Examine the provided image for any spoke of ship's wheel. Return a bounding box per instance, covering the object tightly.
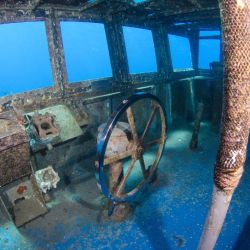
[115,158,136,196]
[143,138,162,149]
[126,107,139,144]
[139,156,147,178]
[141,105,158,141]
[104,149,133,165]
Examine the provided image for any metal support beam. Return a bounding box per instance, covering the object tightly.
[104,22,130,85]
[152,25,172,78]
[152,25,173,123]
[186,0,202,9]
[188,29,199,73]
[28,0,42,11]
[45,13,68,93]
[79,0,106,12]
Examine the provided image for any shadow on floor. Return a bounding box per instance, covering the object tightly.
[133,175,171,250]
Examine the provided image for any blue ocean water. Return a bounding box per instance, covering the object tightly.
[0,22,53,96]
[168,34,193,70]
[0,21,220,97]
[123,26,157,73]
[61,22,112,83]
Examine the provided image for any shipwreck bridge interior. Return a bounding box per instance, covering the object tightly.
[0,1,249,250]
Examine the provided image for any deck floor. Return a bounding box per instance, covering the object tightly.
[0,122,249,250]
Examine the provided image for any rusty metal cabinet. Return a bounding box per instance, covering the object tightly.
[0,110,31,187]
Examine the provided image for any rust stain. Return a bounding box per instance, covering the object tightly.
[16,185,27,195]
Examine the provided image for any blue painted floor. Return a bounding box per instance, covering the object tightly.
[0,122,249,250]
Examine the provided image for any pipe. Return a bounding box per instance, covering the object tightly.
[198,1,250,249]
[190,102,204,150]
[198,185,233,250]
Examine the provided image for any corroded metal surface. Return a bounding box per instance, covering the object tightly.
[214,0,250,194]
[45,14,67,92]
[35,166,60,193]
[0,110,31,187]
[189,102,204,150]
[105,22,130,83]
[97,122,132,220]
[2,175,47,227]
[0,144,31,187]
[32,112,60,140]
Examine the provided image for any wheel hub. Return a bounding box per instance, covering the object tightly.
[133,144,144,160]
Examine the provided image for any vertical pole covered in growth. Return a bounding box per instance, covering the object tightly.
[45,12,68,93]
[152,25,173,124]
[198,0,250,249]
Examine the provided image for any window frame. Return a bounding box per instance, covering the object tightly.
[0,18,162,102]
[0,18,115,100]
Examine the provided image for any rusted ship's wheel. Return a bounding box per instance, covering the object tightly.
[97,92,167,204]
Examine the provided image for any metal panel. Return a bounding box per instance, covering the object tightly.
[0,110,31,187]
[1,175,48,227]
